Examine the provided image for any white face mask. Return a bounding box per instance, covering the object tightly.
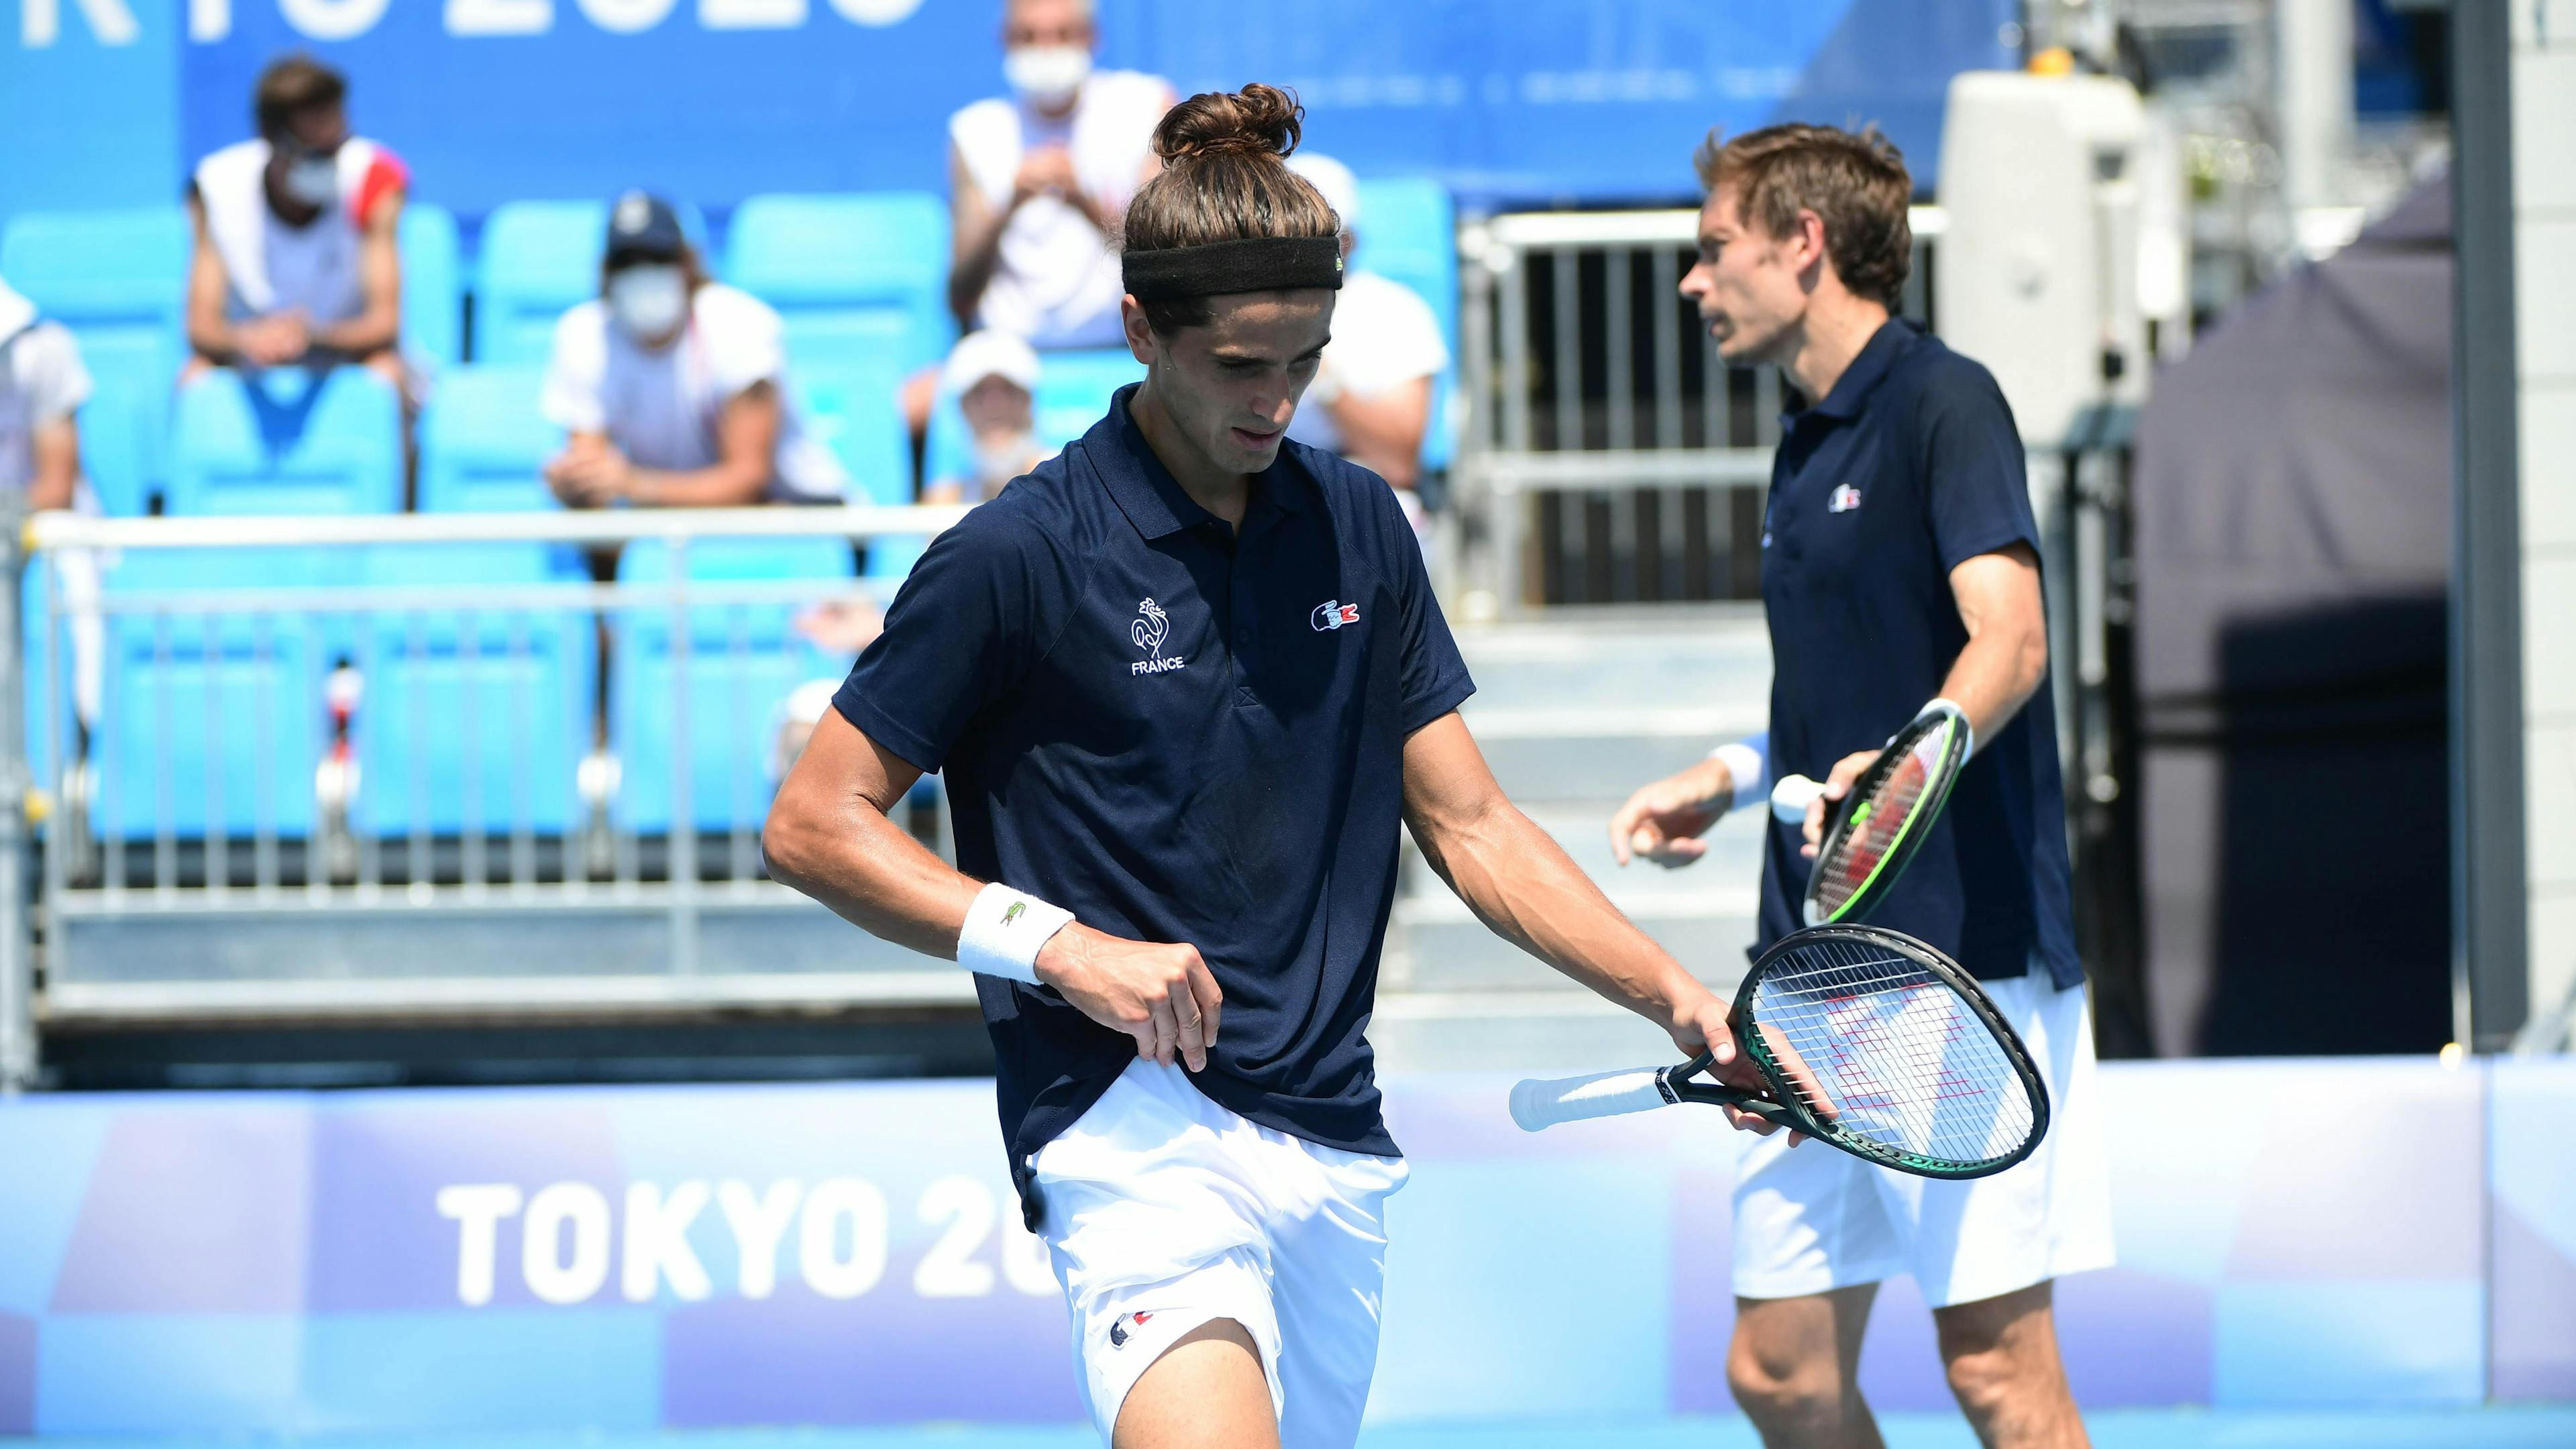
[1004,44,1091,108]
[282,154,340,209]
[608,265,690,343]
[973,431,1038,490]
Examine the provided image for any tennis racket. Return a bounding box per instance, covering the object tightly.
[1509,923,2048,1179]
[1768,701,1972,926]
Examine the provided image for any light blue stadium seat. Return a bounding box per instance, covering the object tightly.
[796,362,920,578]
[166,367,403,515]
[612,537,853,835]
[94,547,346,840]
[1,207,193,515]
[399,202,465,370]
[354,543,594,838]
[1351,178,1460,472]
[472,198,709,366]
[725,193,951,378]
[417,363,561,513]
[1034,347,1144,445]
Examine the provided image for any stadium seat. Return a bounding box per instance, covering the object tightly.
[353,543,594,839]
[611,537,854,836]
[399,201,465,371]
[166,366,403,515]
[472,198,709,366]
[93,546,345,841]
[725,192,952,378]
[0,207,193,515]
[1351,178,1460,472]
[796,362,922,578]
[417,363,561,513]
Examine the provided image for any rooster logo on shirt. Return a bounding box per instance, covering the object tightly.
[1132,598,1170,657]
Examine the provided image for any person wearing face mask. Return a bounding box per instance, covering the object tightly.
[183,54,411,394]
[925,330,1048,506]
[942,0,1175,354]
[539,193,849,510]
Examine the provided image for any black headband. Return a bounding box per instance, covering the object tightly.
[1122,235,1344,302]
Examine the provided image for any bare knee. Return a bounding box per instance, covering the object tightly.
[1727,1328,1854,1437]
[1935,1283,2081,1444]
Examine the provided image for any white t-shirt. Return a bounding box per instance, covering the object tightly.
[192,137,408,325]
[949,70,1171,348]
[0,281,92,502]
[539,283,847,504]
[1287,269,1450,457]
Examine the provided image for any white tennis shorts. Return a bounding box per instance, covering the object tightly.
[1732,965,2116,1308]
[1032,1059,1409,1448]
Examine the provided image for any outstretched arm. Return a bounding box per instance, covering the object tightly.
[764,707,1223,1070]
[1401,712,1772,1120]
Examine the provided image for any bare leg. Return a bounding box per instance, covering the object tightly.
[1933,1281,2088,1448]
[1113,1318,1278,1449]
[1728,1285,1887,1449]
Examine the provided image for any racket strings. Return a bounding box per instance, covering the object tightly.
[1751,938,2034,1168]
[1812,735,1941,914]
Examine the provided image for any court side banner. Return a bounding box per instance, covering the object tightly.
[156,0,2010,221]
[0,1059,2536,1434]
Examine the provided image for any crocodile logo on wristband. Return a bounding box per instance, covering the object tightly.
[1002,900,1026,926]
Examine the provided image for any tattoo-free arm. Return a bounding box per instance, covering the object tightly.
[1937,541,2049,746]
[311,186,405,358]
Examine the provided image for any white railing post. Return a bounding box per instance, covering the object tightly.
[0,499,38,1091]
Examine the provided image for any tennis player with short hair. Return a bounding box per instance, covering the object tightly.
[1609,124,2115,1448]
[766,85,1766,1449]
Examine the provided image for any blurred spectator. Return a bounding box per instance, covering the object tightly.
[0,274,89,514]
[183,54,411,394]
[541,193,848,508]
[939,0,1173,365]
[925,329,1046,505]
[1284,152,1450,535]
[1,272,102,730]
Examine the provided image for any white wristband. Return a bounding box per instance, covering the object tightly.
[1917,697,1974,759]
[957,881,1075,987]
[1709,741,1768,813]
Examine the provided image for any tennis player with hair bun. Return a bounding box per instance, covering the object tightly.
[766,85,1769,1449]
[1609,123,2115,1448]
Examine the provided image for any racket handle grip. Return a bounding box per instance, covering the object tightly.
[1510,1067,1673,1131]
[1771,775,1822,824]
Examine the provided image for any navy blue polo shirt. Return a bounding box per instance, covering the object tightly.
[833,384,1475,1220]
[1756,319,2082,990]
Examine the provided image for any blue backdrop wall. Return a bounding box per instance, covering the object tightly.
[3,0,2012,231]
[0,1059,2569,1434]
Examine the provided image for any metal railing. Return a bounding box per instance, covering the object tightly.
[0,505,974,1081]
[1449,206,1943,615]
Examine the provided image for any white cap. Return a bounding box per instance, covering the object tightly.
[1288,152,1359,231]
[942,329,1041,398]
[0,276,33,341]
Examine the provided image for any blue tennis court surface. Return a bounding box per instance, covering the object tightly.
[35,1411,2576,1449]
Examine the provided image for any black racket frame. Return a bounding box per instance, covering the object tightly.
[1803,708,1972,926]
[1656,923,2052,1179]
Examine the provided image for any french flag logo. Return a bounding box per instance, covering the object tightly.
[1311,600,1361,631]
[1829,484,1863,514]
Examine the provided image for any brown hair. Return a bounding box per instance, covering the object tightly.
[1693,123,1913,310]
[254,54,347,139]
[1122,83,1340,332]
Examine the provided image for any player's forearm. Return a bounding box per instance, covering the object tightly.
[1937,615,2046,747]
[762,788,981,961]
[1410,798,1698,1026]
